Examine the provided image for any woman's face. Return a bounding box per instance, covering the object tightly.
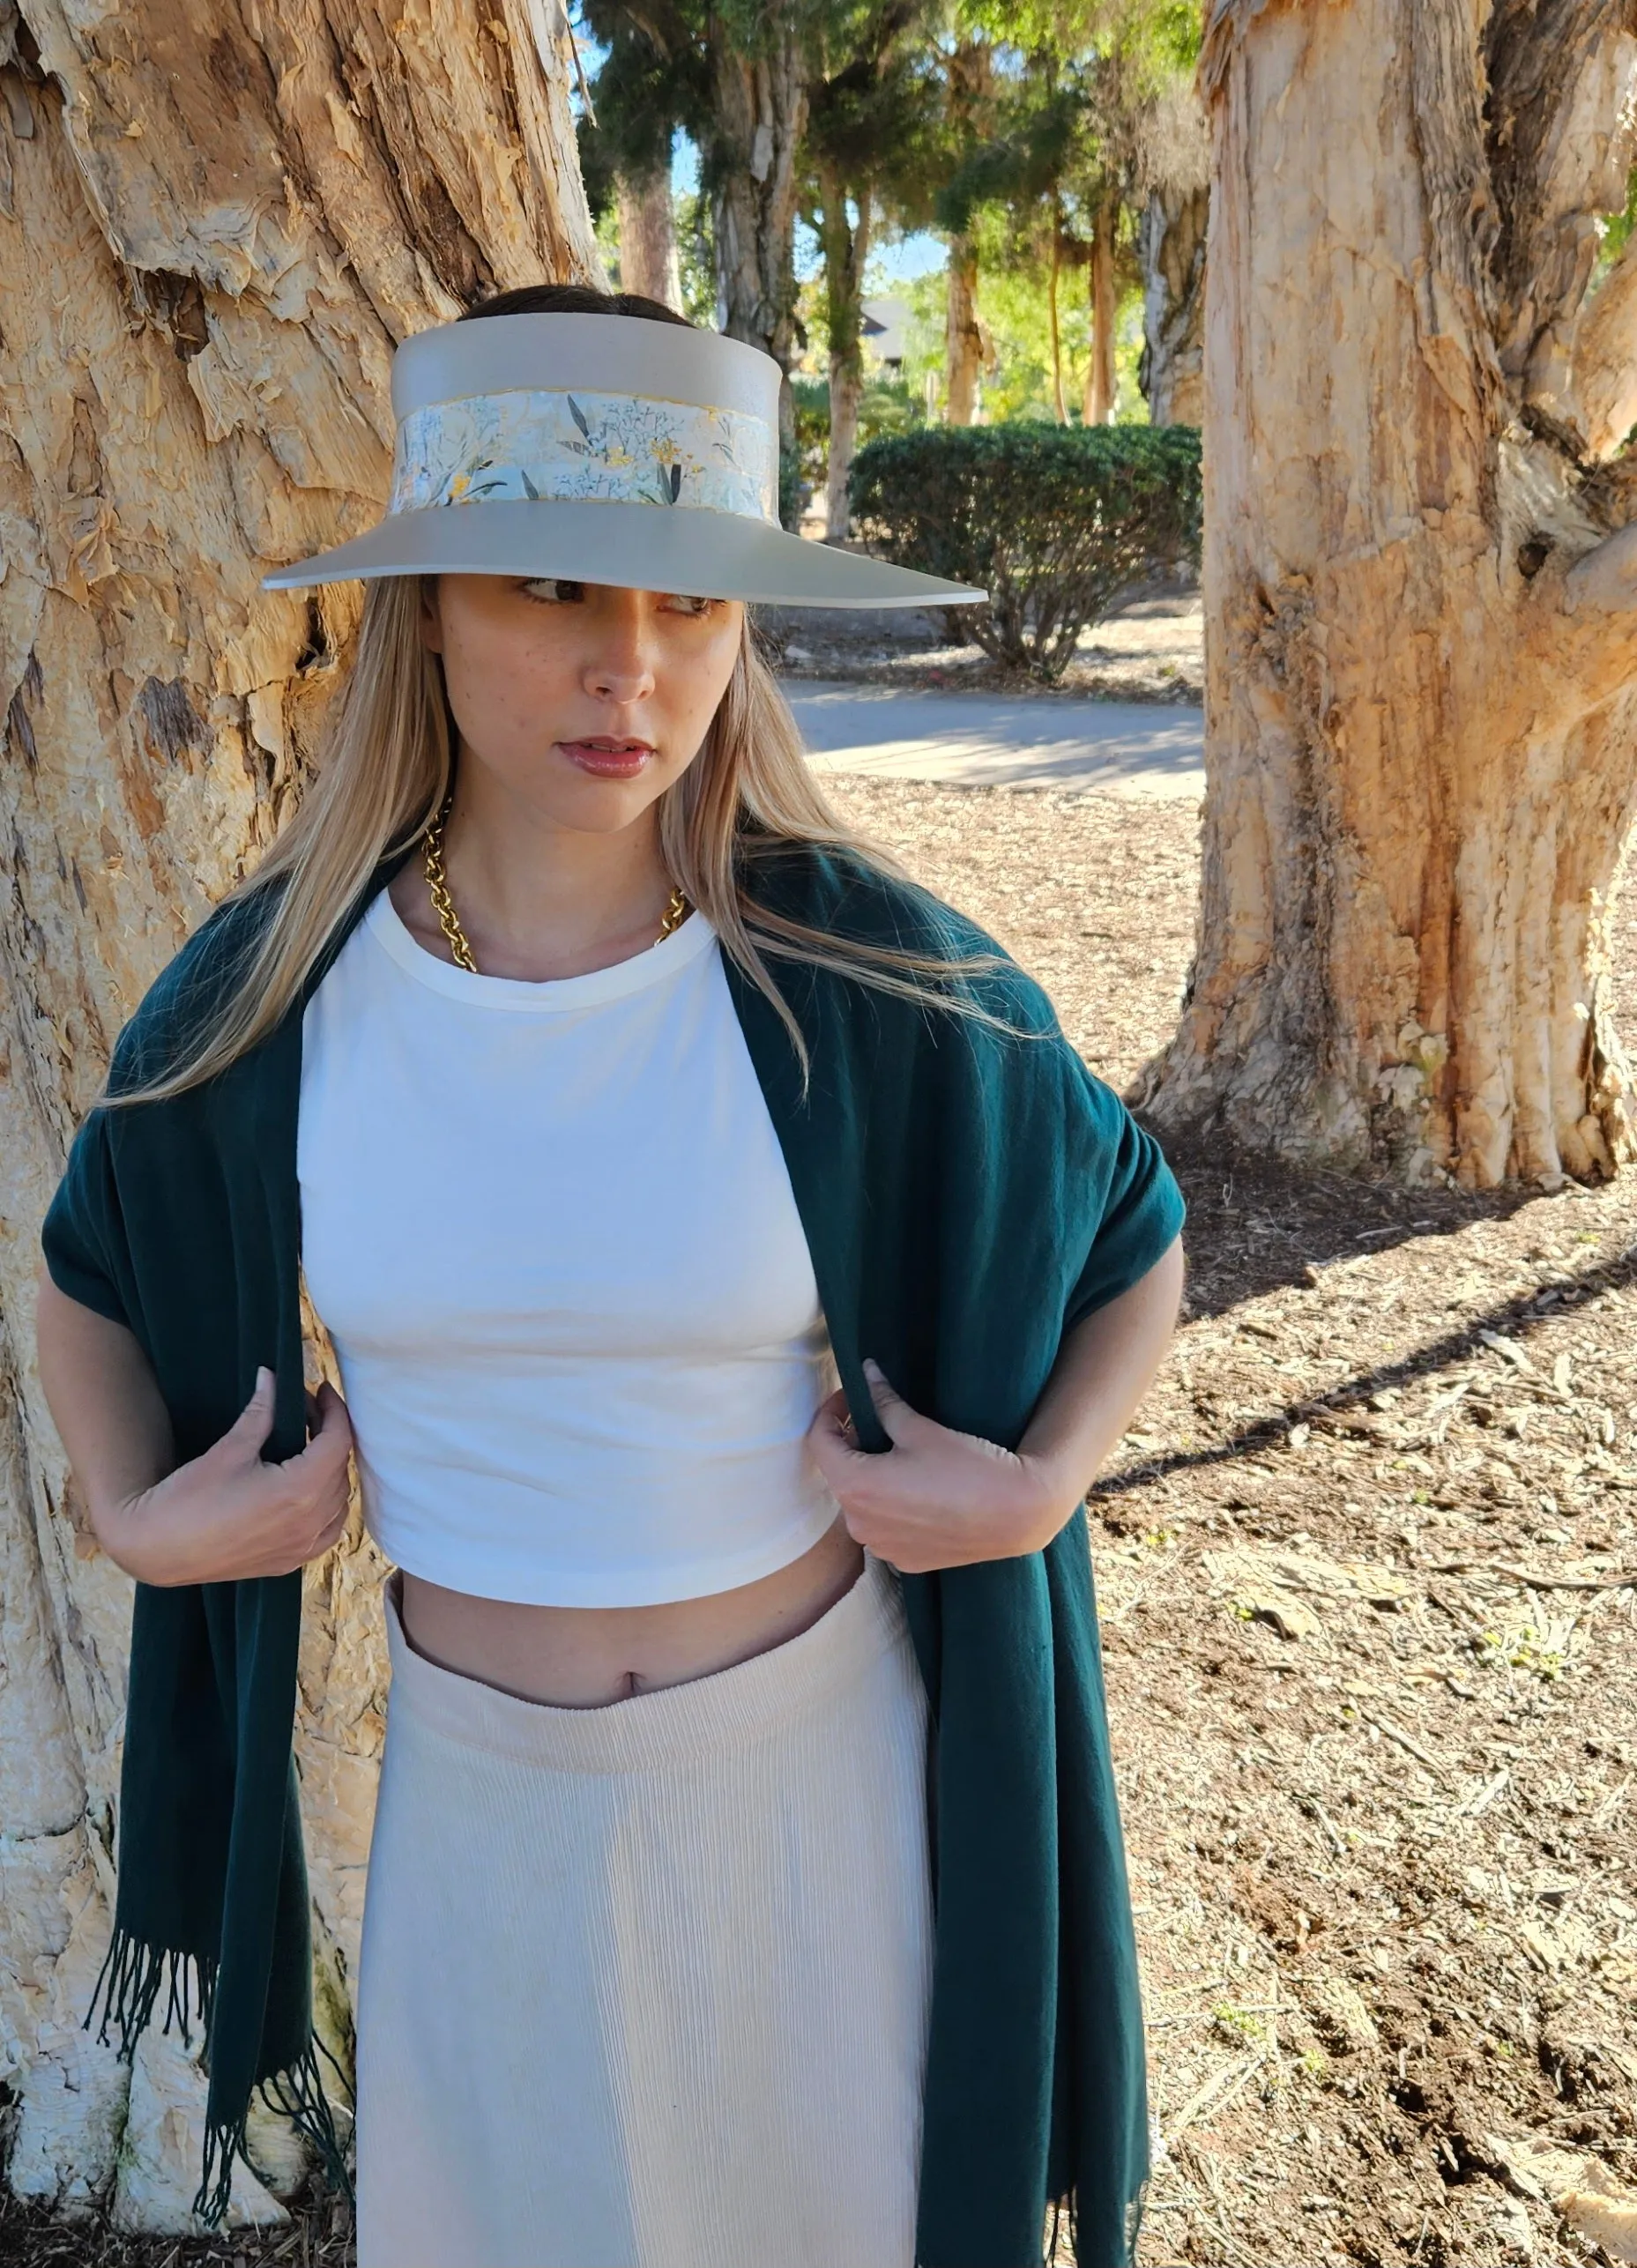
[419,574,744,833]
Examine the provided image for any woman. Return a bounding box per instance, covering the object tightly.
[34,284,1185,2268]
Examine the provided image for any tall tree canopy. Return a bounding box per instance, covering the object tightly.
[800,0,945,532]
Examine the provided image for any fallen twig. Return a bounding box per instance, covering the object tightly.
[1428,1560,1634,1593]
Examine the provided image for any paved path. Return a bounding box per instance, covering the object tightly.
[785,681,1204,799]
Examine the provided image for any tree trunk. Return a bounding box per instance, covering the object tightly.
[1141,0,1637,1191]
[1137,180,1205,425]
[616,164,681,309]
[708,22,809,528]
[1047,206,1067,423]
[0,0,597,2231]
[820,175,869,542]
[1084,195,1118,425]
[945,234,983,424]
[941,36,993,428]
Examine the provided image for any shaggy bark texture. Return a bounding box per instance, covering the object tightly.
[1137,180,1206,427]
[1142,0,1637,1192]
[0,0,597,2230]
[709,21,807,521]
[615,166,681,308]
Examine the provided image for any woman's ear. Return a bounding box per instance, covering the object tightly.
[417,573,443,655]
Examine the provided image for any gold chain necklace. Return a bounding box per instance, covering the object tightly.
[422,796,690,975]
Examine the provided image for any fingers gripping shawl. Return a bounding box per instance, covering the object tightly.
[41,837,1183,2263]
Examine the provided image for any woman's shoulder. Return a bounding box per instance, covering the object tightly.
[740,831,1016,962]
[738,830,1064,1043]
[106,874,287,1097]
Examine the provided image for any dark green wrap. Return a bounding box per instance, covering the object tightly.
[41,834,1183,2265]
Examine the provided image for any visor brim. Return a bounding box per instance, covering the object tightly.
[259,498,986,610]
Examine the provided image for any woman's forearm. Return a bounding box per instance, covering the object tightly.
[1017,1236,1184,1514]
[33,1261,175,1546]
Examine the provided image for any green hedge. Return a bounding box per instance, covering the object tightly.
[847,422,1202,680]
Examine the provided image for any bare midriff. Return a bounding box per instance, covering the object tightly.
[395,1513,867,1707]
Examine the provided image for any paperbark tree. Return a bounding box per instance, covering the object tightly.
[817,172,870,536]
[1128,42,1209,426]
[0,0,597,2231]
[941,34,993,426]
[1083,193,1117,423]
[615,167,681,308]
[944,234,985,422]
[1142,0,1637,1190]
[1135,178,1205,425]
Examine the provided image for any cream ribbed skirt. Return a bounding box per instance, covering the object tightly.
[353,1552,934,2268]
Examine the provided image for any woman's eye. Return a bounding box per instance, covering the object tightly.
[664,592,719,617]
[521,578,584,604]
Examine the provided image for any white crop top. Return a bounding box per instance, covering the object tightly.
[296,886,843,1607]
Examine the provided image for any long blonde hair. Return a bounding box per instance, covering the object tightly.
[101,576,1043,1112]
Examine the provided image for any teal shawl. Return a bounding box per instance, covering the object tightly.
[40,831,1183,2266]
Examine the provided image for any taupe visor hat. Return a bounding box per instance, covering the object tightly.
[261,311,987,609]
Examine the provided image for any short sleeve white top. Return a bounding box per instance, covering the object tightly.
[296,887,843,1607]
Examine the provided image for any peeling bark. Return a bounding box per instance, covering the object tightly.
[708,22,808,524]
[0,0,597,2226]
[1137,180,1205,427]
[1142,0,1637,1190]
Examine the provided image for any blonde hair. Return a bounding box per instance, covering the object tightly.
[99,575,1035,1110]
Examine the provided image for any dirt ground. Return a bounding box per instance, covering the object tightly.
[755,580,1205,705]
[8,770,1637,2268]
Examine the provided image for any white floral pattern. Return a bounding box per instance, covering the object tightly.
[388,389,778,522]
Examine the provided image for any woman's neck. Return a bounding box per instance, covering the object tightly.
[399,758,680,983]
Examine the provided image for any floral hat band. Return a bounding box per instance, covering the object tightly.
[389,387,779,523]
[261,310,987,610]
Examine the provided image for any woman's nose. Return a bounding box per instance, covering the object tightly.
[583,599,655,701]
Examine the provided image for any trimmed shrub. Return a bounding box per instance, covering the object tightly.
[847,422,1202,680]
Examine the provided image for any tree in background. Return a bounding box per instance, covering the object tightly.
[801,1,946,534]
[936,33,1090,425]
[574,20,688,306]
[1143,2,1637,1190]
[0,0,597,2229]
[940,28,998,423]
[578,0,832,526]
[1132,47,1207,423]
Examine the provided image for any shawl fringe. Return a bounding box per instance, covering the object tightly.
[1043,2173,1148,2266]
[82,1923,355,2232]
[83,1923,219,2061]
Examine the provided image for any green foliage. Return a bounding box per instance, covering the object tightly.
[791,368,927,489]
[887,257,1147,425]
[849,420,1201,680]
[1594,162,1637,285]
[673,186,718,329]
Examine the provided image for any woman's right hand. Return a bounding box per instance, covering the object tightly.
[101,1367,355,1587]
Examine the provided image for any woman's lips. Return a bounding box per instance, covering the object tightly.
[559,740,655,777]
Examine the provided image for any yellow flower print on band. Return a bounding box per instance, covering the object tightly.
[388,389,778,522]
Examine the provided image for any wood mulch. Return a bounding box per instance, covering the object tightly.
[8,771,1636,2268]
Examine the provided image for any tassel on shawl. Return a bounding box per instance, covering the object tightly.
[82,1922,355,2231]
[194,2029,355,2229]
[83,1922,220,2061]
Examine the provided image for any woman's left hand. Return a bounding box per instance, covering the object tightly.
[806,1357,1075,1573]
